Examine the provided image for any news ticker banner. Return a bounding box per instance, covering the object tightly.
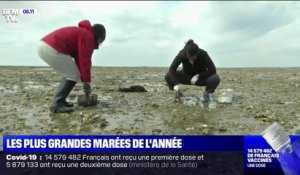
[1,135,299,175]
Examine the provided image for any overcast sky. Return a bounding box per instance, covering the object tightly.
[1,1,300,67]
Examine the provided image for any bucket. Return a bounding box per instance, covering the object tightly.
[78,94,98,107]
[217,89,233,104]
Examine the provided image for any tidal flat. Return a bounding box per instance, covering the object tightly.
[0,66,299,149]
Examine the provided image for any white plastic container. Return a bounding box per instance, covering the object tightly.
[217,89,233,104]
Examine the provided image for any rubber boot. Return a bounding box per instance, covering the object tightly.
[202,91,210,103]
[50,79,76,113]
[61,79,76,108]
[63,101,74,107]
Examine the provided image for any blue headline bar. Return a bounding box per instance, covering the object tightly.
[3,135,244,152]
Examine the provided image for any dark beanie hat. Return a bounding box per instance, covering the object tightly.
[93,24,106,41]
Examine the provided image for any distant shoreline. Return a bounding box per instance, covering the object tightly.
[0,65,299,69]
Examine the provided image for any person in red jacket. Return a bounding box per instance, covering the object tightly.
[165,39,220,103]
[37,20,106,113]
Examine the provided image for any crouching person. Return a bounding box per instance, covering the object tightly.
[37,20,106,113]
[165,39,220,103]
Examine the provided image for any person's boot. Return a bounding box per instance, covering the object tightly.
[50,79,76,113]
[202,91,210,103]
[201,91,217,109]
[63,101,74,107]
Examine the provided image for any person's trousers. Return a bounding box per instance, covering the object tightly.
[37,41,81,82]
[165,70,220,93]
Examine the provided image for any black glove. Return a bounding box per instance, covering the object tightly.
[83,83,92,96]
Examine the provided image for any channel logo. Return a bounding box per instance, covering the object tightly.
[2,8,37,23]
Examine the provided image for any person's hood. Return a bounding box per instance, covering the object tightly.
[78,20,99,49]
[78,20,93,33]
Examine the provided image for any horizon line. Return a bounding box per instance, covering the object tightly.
[0,65,299,69]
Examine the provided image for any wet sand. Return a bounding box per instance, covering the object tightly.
[0,66,300,150]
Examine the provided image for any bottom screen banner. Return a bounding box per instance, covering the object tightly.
[0,151,243,175]
[1,135,300,175]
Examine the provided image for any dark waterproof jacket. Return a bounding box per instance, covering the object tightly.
[42,20,97,83]
[168,48,216,84]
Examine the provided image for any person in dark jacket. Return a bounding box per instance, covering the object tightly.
[37,20,106,113]
[165,39,220,103]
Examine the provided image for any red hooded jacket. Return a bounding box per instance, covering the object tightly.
[42,20,97,83]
